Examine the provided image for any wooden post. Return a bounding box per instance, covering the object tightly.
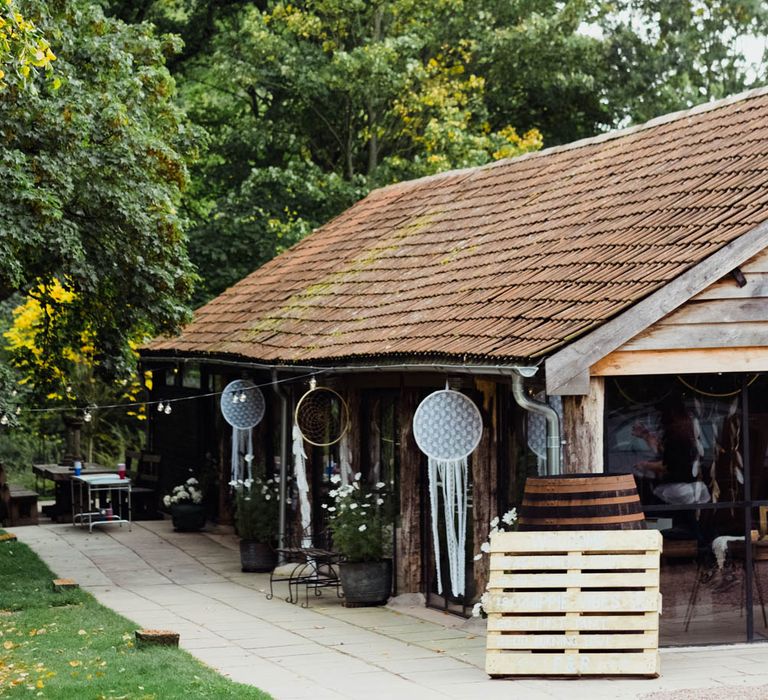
[562,377,604,474]
[398,386,421,593]
[472,380,498,598]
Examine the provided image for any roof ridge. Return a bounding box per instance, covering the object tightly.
[371,85,768,195]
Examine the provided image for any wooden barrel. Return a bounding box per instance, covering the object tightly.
[518,474,645,531]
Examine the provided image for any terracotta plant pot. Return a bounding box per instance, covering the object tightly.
[339,559,392,606]
[170,503,206,532]
[239,540,277,572]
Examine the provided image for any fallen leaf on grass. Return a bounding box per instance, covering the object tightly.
[68,660,81,667]
[78,629,87,636]
[3,641,13,650]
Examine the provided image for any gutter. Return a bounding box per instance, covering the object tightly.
[143,355,539,378]
[510,373,562,476]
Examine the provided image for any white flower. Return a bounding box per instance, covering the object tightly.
[330,474,341,484]
[502,508,517,525]
[375,481,385,489]
[480,541,490,553]
[354,472,361,481]
[349,503,358,510]
[321,503,328,509]
[186,477,199,485]
[473,553,482,561]
[244,453,254,463]
[163,495,171,507]
[365,493,373,499]
[327,506,335,512]
[472,602,482,618]
[244,478,253,488]
[358,524,367,532]
[362,503,371,508]
[286,498,292,505]
[376,498,384,506]
[265,494,271,501]
[228,480,237,487]
[329,489,338,498]
[490,517,499,529]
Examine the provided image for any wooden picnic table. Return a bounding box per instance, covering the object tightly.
[33,463,114,521]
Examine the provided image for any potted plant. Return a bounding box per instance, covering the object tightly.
[324,473,391,605]
[232,477,279,572]
[163,477,206,532]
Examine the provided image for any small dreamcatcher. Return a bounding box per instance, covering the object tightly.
[413,386,483,598]
[220,379,265,484]
[294,378,350,447]
[292,378,350,542]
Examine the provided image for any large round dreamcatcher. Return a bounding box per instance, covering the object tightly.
[294,380,350,447]
[220,379,265,484]
[413,387,483,598]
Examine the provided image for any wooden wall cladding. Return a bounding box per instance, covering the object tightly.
[485,530,662,677]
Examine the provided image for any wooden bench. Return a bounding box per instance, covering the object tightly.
[2,484,39,526]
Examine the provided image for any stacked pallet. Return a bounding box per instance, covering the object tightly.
[485,529,662,677]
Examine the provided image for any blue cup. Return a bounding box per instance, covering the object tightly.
[74,460,82,476]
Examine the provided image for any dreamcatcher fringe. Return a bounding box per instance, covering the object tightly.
[230,428,253,484]
[292,421,312,546]
[428,457,468,597]
[339,432,353,486]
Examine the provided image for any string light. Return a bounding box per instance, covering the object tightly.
[83,408,93,423]
[1,368,329,420]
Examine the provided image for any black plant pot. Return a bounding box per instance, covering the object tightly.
[170,503,207,532]
[239,540,277,572]
[339,559,392,606]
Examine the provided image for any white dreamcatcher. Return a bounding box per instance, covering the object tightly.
[413,387,483,598]
[220,379,265,484]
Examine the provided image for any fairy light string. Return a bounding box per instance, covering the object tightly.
[0,368,331,424]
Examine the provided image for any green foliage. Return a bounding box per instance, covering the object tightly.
[232,476,279,543]
[0,537,271,698]
[0,0,198,381]
[100,0,768,305]
[326,475,389,563]
[0,0,55,91]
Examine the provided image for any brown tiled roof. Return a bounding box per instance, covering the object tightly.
[146,89,768,365]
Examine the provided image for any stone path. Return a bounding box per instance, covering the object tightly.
[8,521,768,700]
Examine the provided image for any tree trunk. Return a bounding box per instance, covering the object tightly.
[562,377,604,474]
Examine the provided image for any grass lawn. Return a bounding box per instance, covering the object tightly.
[0,531,272,699]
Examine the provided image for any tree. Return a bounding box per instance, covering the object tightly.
[103,0,768,303]
[0,0,197,382]
[0,0,55,90]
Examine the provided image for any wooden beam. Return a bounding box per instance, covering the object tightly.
[562,377,604,474]
[622,321,768,351]
[591,347,768,376]
[544,221,768,395]
[472,379,498,598]
[397,386,422,594]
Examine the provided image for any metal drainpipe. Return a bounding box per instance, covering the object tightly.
[511,372,562,475]
[271,369,289,555]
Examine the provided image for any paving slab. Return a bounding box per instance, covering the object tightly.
[8,521,768,700]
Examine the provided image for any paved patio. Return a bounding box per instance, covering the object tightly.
[7,520,768,700]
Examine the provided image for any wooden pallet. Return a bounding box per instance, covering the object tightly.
[485,529,662,677]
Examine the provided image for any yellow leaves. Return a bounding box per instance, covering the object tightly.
[3,640,13,650]
[68,660,81,667]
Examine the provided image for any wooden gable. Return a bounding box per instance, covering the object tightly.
[591,248,768,376]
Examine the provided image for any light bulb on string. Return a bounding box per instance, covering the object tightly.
[157,402,164,412]
[164,403,172,415]
[15,406,21,415]
[0,414,8,426]
[83,408,92,423]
